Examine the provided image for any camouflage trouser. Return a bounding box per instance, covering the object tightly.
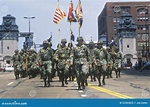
[41,61,52,79]
[74,63,87,89]
[28,63,39,78]
[106,64,113,78]
[89,63,96,74]
[14,64,21,79]
[20,63,26,77]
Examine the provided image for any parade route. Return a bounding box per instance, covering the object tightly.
[0,69,150,99]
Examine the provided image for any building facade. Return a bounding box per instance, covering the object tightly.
[98,2,150,64]
[0,14,19,67]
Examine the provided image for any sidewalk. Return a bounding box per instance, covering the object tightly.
[122,68,150,76]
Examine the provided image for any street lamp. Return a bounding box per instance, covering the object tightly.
[23,16,35,49]
[23,16,35,75]
[24,16,35,35]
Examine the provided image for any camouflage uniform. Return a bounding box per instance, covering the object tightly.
[12,49,21,79]
[39,40,53,87]
[88,41,96,81]
[106,47,113,78]
[19,49,27,78]
[49,42,56,80]
[54,39,70,86]
[94,40,107,86]
[73,36,89,90]
[68,42,75,81]
[28,49,38,79]
[114,48,122,78]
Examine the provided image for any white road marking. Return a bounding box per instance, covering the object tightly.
[81,94,87,97]
[79,90,83,93]
[7,82,14,86]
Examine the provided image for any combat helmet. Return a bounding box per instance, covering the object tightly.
[61,39,67,43]
[106,47,110,50]
[14,49,19,53]
[77,36,83,42]
[43,40,49,44]
[89,41,94,45]
[97,40,103,45]
[21,49,25,53]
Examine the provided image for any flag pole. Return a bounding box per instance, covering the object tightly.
[58,0,61,43]
[79,26,80,37]
[70,22,72,43]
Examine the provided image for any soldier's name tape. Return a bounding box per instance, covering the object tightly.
[89,84,133,99]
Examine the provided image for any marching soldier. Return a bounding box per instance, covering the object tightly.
[88,41,96,81]
[54,39,70,86]
[38,40,53,87]
[106,47,113,78]
[28,49,38,79]
[73,36,89,90]
[49,42,56,80]
[114,47,123,78]
[12,49,21,79]
[94,40,107,86]
[19,49,27,78]
[68,42,75,81]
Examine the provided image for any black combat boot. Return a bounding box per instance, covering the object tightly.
[47,79,51,87]
[61,81,64,87]
[44,78,47,87]
[94,76,96,81]
[81,82,85,90]
[65,79,68,84]
[102,80,105,85]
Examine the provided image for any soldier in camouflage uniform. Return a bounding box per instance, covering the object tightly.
[54,39,70,86]
[106,47,113,78]
[12,49,21,79]
[38,40,53,87]
[88,41,96,82]
[73,36,89,90]
[49,42,56,81]
[68,42,75,81]
[94,40,107,86]
[19,49,27,78]
[28,49,38,79]
[114,47,122,78]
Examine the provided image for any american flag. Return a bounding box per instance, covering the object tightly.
[53,8,66,24]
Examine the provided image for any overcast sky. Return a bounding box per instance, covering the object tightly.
[0,0,149,50]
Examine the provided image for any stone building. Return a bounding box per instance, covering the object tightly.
[0,14,19,67]
[98,2,150,65]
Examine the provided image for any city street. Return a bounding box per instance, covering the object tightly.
[0,69,150,99]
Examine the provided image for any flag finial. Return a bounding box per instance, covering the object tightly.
[91,36,92,41]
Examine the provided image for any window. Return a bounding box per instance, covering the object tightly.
[137,8,148,14]
[137,33,141,38]
[113,25,117,30]
[7,46,9,50]
[137,25,148,30]
[121,7,130,13]
[117,17,120,22]
[137,16,149,21]
[6,60,10,64]
[113,17,116,22]
[127,45,129,48]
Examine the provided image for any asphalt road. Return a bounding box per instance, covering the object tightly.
[0,69,150,99]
